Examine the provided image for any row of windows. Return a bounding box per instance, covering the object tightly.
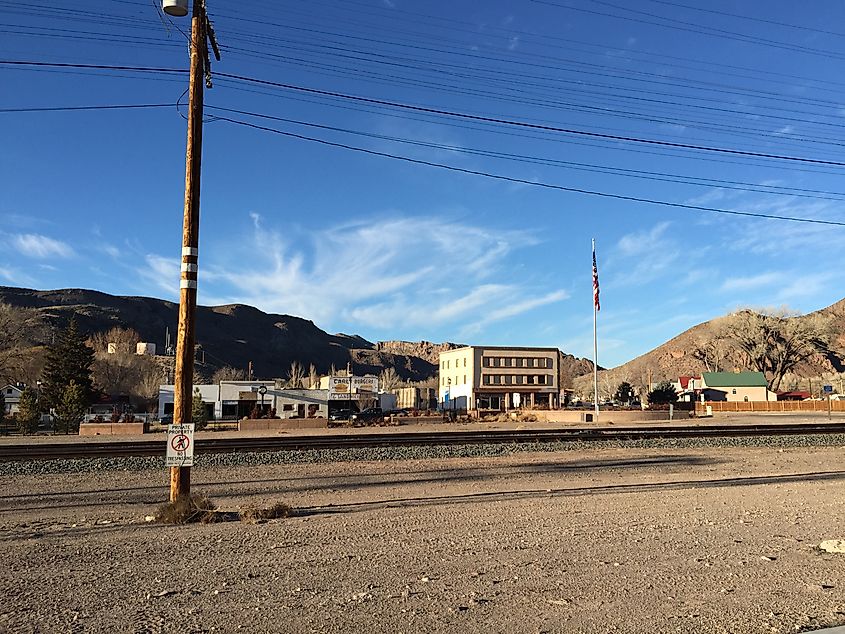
[441,375,467,386]
[442,358,468,370]
[483,374,551,386]
[484,357,553,369]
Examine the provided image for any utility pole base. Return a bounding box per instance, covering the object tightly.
[170,466,191,502]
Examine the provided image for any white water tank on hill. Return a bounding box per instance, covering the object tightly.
[136,342,156,356]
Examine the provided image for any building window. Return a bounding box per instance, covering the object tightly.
[463,358,467,367]
[546,358,554,368]
[504,375,511,385]
[488,357,497,367]
[732,389,737,394]
[483,375,491,385]
[282,404,294,411]
[463,375,466,384]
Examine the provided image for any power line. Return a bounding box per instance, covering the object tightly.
[5,60,843,167]
[0,103,172,113]
[533,0,845,61]
[211,113,845,227]
[205,104,845,202]
[215,70,845,167]
[642,0,845,37]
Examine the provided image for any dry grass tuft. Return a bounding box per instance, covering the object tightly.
[239,502,293,523]
[155,493,220,525]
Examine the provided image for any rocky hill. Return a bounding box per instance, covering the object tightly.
[0,286,599,385]
[587,298,845,393]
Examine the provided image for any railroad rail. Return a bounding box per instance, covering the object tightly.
[2,422,845,461]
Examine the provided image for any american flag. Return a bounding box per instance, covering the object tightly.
[592,241,600,312]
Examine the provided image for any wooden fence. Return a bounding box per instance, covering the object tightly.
[695,400,845,413]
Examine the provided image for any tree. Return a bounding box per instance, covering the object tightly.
[0,304,44,386]
[307,363,318,389]
[211,366,247,384]
[54,381,87,435]
[191,387,208,431]
[614,381,635,405]
[16,386,40,435]
[42,318,95,410]
[89,327,159,408]
[379,367,400,392]
[286,361,305,388]
[647,381,678,405]
[721,308,831,392]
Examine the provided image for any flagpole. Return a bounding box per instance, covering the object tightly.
[592,238,599,423]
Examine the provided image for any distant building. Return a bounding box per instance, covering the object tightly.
[395,386,437,411]
[438,346,560,411]
[136,342,156,356]
[777,391,811,401]
[1,384,23,415]
[700,371,776,402]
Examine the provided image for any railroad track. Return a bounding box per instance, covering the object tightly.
[3,422,845,461]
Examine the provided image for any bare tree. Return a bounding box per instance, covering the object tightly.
[88,327,159,407]
[286,360,305,388]
[308,363,318,389]
[721,308,832,392]
[211,366,247,384]
[0,304,44,385]
[379,367,400,392]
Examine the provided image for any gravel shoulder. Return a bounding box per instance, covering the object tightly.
[1,444,844,633]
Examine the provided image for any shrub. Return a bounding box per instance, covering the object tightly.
[239,502,292,523]
[155,493,220,524]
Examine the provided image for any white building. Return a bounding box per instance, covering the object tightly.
[438,346,560,411]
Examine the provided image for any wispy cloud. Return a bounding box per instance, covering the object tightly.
[166,213,562,335]
[507,35,520,51]
[11,233,74,259]
[137,254,180,296]
[720,271,786,292]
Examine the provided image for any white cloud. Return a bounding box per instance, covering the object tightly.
[188,214,561,335]
[720,271,785,292]
[616,222,671,257]
[11,233,74,259]
[507,35,520,51]
[138,254,180,296]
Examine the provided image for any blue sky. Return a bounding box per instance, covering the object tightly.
[2,0,845,368]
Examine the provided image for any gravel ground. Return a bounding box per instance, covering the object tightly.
[1,442,845,633]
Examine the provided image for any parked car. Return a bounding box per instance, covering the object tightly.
[385,408,411,417]
[350,407,384,423]
[329,409,354,421]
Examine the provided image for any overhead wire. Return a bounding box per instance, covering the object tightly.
[209,112,845,227]
[4,60,844,167]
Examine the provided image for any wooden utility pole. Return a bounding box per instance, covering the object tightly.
[170,0,207,503]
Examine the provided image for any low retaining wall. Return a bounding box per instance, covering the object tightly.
[534,410,671,424]
[79,422,147,436]
[238,418,328,432]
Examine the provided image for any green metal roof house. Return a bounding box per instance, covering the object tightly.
[700,371,775,402]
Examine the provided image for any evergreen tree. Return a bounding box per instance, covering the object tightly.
[16,386,40,435]
[191,388,208,431]
[54,381,87,435]
[42,318,95,410]
[647,381,679,405]
[614,381,635,406]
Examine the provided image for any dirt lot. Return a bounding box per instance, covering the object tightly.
[1,445,844,633]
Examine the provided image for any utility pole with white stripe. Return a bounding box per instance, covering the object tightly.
[163,0,219,502]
